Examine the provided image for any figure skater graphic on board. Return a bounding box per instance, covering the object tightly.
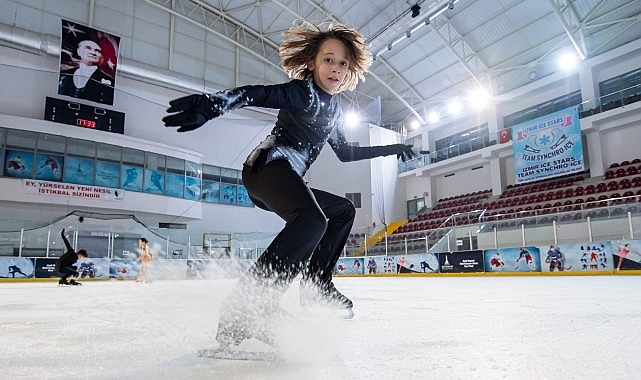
[8,265,28,278]
[615,242,641,270]
[37,155,60,176]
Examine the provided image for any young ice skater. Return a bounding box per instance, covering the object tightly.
[56,229,88,286]
[135,237,152,283]
[163,21,415,349]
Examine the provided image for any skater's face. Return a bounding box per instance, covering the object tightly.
[307,38,349,94]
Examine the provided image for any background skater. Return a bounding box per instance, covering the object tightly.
[163,21,415,351]
[56,229,88,286]
[135,237,152,283]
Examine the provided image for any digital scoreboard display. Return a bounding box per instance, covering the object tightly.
[44,96,125,134]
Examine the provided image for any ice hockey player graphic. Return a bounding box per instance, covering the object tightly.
[545,245,571,272]
[367,257,377,274]
[514,247,535,271]
[163,21,415,357]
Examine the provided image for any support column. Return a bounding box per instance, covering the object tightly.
[585,130,604,177]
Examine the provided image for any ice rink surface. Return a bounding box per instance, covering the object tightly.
[2,275,641,380]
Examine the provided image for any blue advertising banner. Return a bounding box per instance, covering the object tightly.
[512,106,584,184]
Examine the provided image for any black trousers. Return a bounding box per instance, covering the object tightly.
[58,265,77,282]
[241,157,355,289]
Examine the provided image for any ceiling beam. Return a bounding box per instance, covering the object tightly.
[428,16,489,90]
[546,0,586,59]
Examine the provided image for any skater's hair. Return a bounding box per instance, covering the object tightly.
[77,249,88,257]
[279,21,372,92]
[139,237,148,244]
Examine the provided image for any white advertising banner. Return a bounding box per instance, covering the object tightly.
[23,179,124,200]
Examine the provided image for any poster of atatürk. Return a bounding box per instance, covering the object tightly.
[58,20,120,106]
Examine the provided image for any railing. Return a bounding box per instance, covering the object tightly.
[398,83,641,173]
[353,196,641,257]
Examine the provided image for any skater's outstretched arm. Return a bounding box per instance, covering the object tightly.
[60,229,73,252]
[328,125,416,162]
[162,81,308,132]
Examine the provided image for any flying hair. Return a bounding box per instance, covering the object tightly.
[279,21,372,92]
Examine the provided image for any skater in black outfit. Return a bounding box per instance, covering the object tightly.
[56,229,88,286]
[164,21,415,348]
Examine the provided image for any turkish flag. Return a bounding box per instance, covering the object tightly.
[499,128,511,144]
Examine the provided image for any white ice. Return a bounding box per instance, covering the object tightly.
[1,275,641,380]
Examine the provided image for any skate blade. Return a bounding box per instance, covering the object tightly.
[198,348,280,362]
[344,308,355,320]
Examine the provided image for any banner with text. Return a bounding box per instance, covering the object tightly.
[23,179,124,200]
[512,106,584,184]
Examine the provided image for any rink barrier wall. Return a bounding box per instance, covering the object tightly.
[1,239,640,282]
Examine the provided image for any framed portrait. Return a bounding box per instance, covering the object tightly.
[58,20,120,106]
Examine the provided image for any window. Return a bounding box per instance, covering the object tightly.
[6,129,36,150]
[503,91,581,129]
[407,198,425,219]
[36,133,66,154]
[67,139,96,158]
[345,192,361,208]
[0,127,250,207]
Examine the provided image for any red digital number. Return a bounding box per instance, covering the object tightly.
[77,119,96,128]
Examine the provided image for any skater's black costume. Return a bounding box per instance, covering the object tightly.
[55,230,86,286]
[164,79,414,347]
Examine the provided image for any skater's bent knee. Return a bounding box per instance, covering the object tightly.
[299,211,328,237]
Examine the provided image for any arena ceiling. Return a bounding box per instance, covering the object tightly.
[2,0,641,130]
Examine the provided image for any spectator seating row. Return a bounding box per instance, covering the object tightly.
[367,159,640,251]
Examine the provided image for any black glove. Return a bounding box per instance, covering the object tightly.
[393,144,416,162]
[162,94,224,132]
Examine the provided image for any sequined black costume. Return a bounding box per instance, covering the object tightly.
[221,80,405,285]
[163,78,414,346]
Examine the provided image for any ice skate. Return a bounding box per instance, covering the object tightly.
[69,279,82,286]
[214,295,292,349]
[58,279,69,286]
[205,299,288,361]
[300,277,354,319]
